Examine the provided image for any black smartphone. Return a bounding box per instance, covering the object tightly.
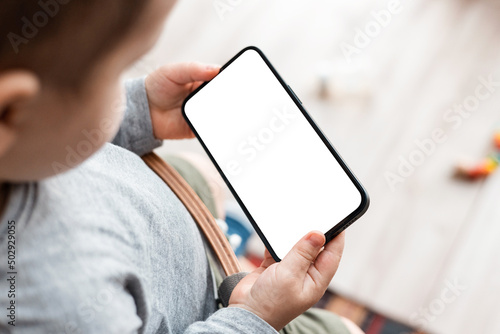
[182,46,369,261]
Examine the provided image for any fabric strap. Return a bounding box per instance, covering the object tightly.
[142,152,241,276]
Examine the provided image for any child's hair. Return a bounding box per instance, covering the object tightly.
[0,0,149,87]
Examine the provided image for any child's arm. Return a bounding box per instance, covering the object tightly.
[110,78,162,156]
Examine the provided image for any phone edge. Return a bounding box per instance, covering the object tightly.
[181,46,370,262]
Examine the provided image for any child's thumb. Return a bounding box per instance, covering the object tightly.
[281,231,325,274]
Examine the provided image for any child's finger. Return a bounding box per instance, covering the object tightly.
[165,62,220,85]
[259,249,276,269]
[308,232,345,287]
[280,231,325,275]
[189,81,204,93]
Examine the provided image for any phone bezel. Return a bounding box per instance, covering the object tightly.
[182,46,370,261]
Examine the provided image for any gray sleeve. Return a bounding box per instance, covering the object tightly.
[111,78,163,155]
[185,307,279,334]
[6,224,147,334]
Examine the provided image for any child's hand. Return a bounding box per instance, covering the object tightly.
[229,231,345,332]
[145,62,220,140]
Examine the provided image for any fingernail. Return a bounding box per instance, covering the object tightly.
[306,232,324,248]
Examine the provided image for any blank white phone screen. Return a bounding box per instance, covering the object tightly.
[184,49,362,260]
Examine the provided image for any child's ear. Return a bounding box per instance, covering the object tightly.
[0,71,39,157]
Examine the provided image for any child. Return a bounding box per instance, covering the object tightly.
[0,0,360,333]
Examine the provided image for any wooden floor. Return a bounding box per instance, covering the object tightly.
[127,1,500,333]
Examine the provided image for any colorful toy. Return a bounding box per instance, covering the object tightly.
[456,130,500,179]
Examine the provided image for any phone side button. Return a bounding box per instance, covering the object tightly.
[287,85,302,104]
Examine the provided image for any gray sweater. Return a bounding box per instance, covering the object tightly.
[0,79,278,334]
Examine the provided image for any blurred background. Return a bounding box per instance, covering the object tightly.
[126,0,500,333]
